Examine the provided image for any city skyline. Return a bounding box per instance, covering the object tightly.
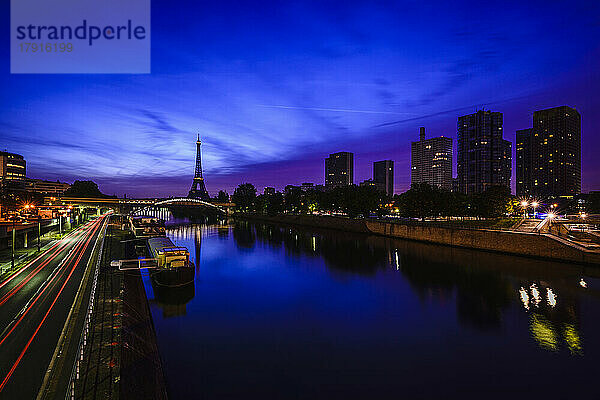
[1,1,599,197]
[2,2,600,399]
[516,106,581,198]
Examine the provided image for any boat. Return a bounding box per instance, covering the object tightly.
[128,215,166,238]
[147,236,195,287]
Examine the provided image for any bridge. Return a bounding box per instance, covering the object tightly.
[131,197,227,216]
[46,196,233,216]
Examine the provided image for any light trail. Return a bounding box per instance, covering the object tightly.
[0,220,96,302]
[0,220,93,291]
[0,216,105,348]
[0,226,91,306]
[0,217,105,393]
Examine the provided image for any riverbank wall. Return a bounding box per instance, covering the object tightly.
[235,214,600,265]
[60,217,168,399]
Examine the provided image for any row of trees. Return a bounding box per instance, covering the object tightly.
[395,183,516,219]
[587,191,600,213]
[231,182,517,219]
[232,183,384,218]
[64,180,115,198]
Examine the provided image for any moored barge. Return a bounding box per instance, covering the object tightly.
[147,236,195,287]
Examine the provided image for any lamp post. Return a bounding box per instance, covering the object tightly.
[11,218,15,270]
[520,200,528,218]
[37,216,41,252]
[531,201,539,218]
[548,212,556,231]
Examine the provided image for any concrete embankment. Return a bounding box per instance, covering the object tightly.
[236,214,600,265]
[57,217,167,399]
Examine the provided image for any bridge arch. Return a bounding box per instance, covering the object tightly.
[131,197,226,215]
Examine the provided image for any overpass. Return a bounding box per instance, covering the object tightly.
[49,196,234,215]
[130,197,228,216]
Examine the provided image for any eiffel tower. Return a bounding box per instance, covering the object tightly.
[188,135,210,201]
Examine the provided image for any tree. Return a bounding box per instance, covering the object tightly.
[587,192,600,213]
[284,186,303,213]
[232,183,257,212]
[216,190,229,203]
[341,185,382,218]
[473,185,513,218]
[267,192,284,215]
[64,180,107,198]
[448,191,473,217]
[255,192,285,215]
[254,194,268,214]
[395,183,439,220]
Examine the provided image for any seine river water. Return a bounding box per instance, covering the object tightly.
[141,218,600,399]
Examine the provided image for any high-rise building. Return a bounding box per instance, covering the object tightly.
[325,152,353,189]
[457,111,511,194]
[411,127,452,190]
[0,151,26,181]
[516,106,581,198]
[373,160,394,196]
[516,128,533,197]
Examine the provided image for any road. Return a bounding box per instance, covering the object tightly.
[0,214,108,399]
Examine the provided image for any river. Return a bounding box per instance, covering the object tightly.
[141,218,600,399]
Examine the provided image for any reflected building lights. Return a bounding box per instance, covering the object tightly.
[546,288,556,308]
[563,324,583,355]
[530,284,541,307]
[530,314,558,351]
[520,283,583,355]
[519,283,559,311]
[161,216,588,359]
[519,287,530,310]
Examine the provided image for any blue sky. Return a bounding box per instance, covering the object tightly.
[1,0,599,196]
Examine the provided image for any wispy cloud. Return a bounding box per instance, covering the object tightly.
[256,104,414,115]
[1,0,598,195]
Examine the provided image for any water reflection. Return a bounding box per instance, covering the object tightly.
[547,288,557,307]
[151,282,195,318]
[228,220,592,351]
[531,313,559,351]
[530,313,583,355]
[145,216,599,399]
[234,220,389,275]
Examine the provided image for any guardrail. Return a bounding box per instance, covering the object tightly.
[65,218,107,400]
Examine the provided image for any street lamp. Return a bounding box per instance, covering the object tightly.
[531,201,539,218]
[548,212,556,229]
[520,200,529,218]
[37,215,41,252]
[11,218,15,270]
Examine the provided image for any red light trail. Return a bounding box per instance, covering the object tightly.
[0,220,93,291]
[0,224,91,306]
[0,215,108,393]
[0,216,104,348]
